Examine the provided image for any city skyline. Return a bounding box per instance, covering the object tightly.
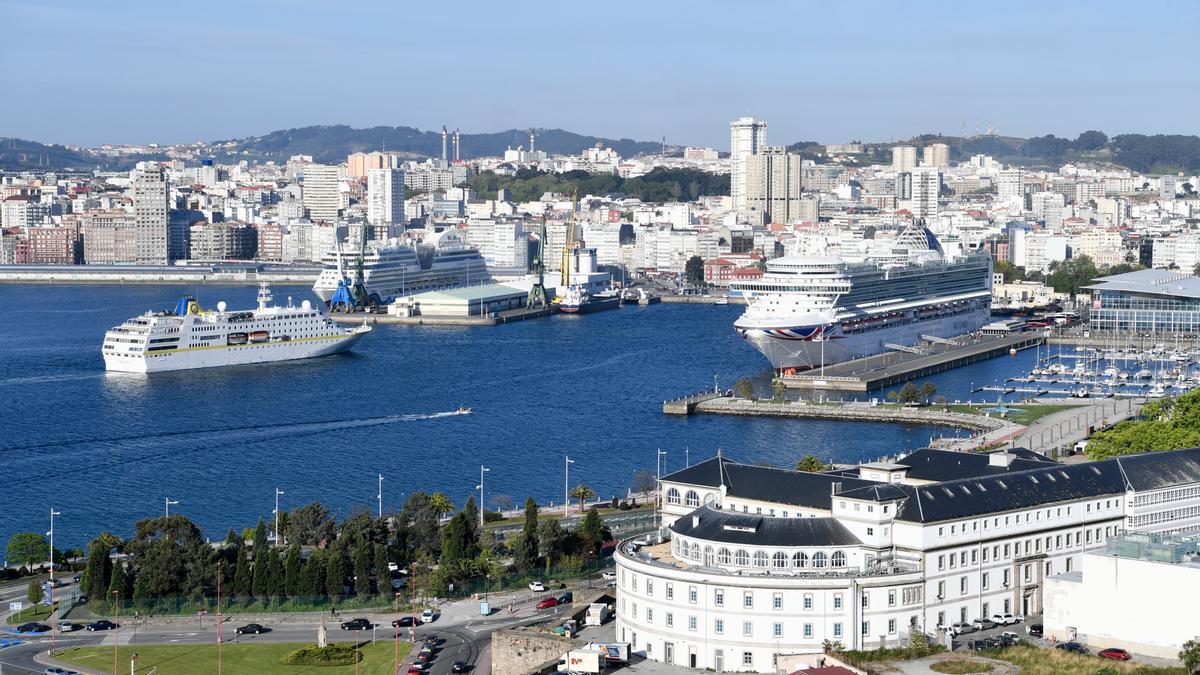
[4,1,1199,148]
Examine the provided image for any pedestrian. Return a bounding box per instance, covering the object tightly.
[331,605,337,617]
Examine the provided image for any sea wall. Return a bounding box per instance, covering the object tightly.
[692,397,1019,433]
[490,628,582,675]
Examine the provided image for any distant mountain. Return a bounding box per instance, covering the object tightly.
[0,138,137,172]
[220,125,668,163]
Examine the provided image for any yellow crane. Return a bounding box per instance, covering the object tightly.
[560,189,579,288]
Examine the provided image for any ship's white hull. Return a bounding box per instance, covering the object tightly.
[738,306,991,371]
[103,332,367,373]
[312,263,489,302]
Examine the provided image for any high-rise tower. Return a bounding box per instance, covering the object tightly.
[729,116,767,215]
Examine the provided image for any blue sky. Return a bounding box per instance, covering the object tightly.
[2,0,1196,148]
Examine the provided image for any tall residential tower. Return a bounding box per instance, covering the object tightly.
[729,116,767,215]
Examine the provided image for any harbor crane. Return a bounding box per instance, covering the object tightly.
[329,223,382,311]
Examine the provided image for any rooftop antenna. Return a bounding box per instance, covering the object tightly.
[662,135,666,158]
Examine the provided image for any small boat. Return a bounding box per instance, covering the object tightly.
[714,295,730,305]
[456,406,472,414]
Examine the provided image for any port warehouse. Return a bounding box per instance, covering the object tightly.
[392,283,528,317]
[613,447,1200,672]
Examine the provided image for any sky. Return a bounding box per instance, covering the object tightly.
[2,0,1198,149]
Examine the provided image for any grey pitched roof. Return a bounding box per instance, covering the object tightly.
[662,455,875,510]
[896,448,1055,482]
[670,506,860,547]
[1084,268,1200,299]
[1115,447,1200,491]
[837,483,909,502]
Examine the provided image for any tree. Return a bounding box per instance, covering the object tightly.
[27,577,44,606]
[429,492,455,522]
[796,454,827,473]
[733,378,753,399]
[251,550,269,598]
[283,545,302,597]
[575,508,611,559]
[1072,130,1108,151]
[1179,638,1200,673]
[106,558,125,610]
[83,533,117,604]
[537,519,570,564]
[920,382,937,404]
[265,547,285,598]
[886,390,899,403]
[1087,389,1200,460]
[252,518,268,557]
[570,484,596,512]
[285,502,336,546]
[6,532,49,569]
[1045,255,1100,296]
[993,260,1021,283]
[299,549,325,598]
[897,382,921,404]
[514,497,540,572]
[232,548,251,597]
[440,512,477,576]
[325,549,347,599]
[353,542,372,598]
[771,378,787,401]
[684,255,705,286]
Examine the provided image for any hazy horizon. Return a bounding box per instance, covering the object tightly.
[4,0,1198,149]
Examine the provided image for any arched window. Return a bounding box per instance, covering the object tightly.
[718,548,731,565]
[666,488,680,505]
[832,551,847,567]
[734,549,750,566]
[704,546,714,566]
[812,551,828,568]
[690,543,700,560]
[753,551,769,568]
[772,552,788,568]
[685,490,700,507]
[704,492,716,505]
[793,552,808,568]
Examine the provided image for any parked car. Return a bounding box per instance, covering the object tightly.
[972,618,997,631]
[86,620,119,631]
[414,655,431,668]
[1099,648,1132,661]
[528,581,545,592]
[999,631,1021,646]
[235,623,269,635]
[407,666,425,674]
[393,616,416,627]
[991,613,1018,626]
[557,591,573,604]
[44,668,79,675]
[47,578,65,588]
[72,574,81,584]
[1056,641,1089,654]
[57,621,82,633]
[420,609,435,624]
[950,622,975,636]
[1026,624,1043,637]
[17,622,50,633]
[340,618,373,631]
[451,661,470,673]
[537,596,560,609]
[600,571,616,581]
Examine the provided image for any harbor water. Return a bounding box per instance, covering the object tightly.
[2,284,1028,546]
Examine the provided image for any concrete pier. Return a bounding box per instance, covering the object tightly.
[663,389,729,415]
[675,395,1020,433]
[660,295,746,305]
[331,306,557,326]
[784,333,1045,392]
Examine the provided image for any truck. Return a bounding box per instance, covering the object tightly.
[585,603,612,626]
[585,642,630,663]
[557,648,605,673]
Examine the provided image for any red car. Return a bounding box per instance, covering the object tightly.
[1099,648,1131,661]
[536,596,560,609]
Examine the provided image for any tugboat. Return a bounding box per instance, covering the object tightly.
[557,285,620,314]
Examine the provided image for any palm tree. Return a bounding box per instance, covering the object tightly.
[570,484,596,512]
[430,492,455,522]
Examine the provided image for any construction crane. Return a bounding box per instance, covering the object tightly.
[329,223,381,311]
[526,215,550,309]
[560,189,579,288]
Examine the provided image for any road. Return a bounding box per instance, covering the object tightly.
[1,575,608,674]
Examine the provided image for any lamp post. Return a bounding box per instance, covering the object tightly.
[130,652,138,675]
[477,466,490,527]
[656,449,668,531]
[377,474,384,519]
[564,456,574,517]
[164,498,178,518]
[48,508,60,583]
[216,561,222,675]
[273,488,285,546]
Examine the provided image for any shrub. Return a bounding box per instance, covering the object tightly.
[617,501,632,511]
[281,644,360,666]
[483,510,504,523]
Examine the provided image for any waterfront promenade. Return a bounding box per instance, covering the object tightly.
[684,395,1021,433]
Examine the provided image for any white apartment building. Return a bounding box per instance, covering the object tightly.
[616,447,1200,672]
[892,146,918,173]
[730,117,767,214]
[922,143,950,168]
[131,164,170,264]
[302,164,341,223]
[1031,192,1066,222]
[1151,234,1200,271]
[997,169,1024,202]
[1070,229,1124,269]
[464,219,528,270]
[910,168,940,219]
[367,168,406,233]
[743,147,804,225]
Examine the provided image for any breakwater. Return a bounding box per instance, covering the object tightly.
[683,395,1021,434]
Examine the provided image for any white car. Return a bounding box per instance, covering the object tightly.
[601,571,616,581]
[528,581,546,592]
[949,622,975,636]
[387,562,399,573]
[57,621,79,633]
[991,613,1018,626]
[420,609,435,624]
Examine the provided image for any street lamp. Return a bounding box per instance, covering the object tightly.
[564,456,574,517]
[164,498,178,518]
[130,652,139,675]
[477,466,490,527]
[48,508,60,583]
[656,449,668,531]
[273,488,285,546]
[377,474,384,519]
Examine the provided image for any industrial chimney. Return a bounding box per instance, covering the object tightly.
[441,126,448,162]
[453,129,460,161]
[529,128,535,154]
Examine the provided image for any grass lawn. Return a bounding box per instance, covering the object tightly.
[57,640,413,675]
[982,645,1187,675]
[945,403,1075,426]
[929,659,992,674]
[7,602,55,625]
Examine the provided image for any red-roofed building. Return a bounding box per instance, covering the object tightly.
[704,258,736,285]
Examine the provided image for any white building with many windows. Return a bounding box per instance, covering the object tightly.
[614,447,1200,672]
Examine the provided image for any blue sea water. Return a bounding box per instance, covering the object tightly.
[0,284,1016,548]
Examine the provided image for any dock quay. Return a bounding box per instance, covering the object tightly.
[783,332,1045,392]
[660,294,746,305]
[663,389,730,415]
[669,395,1021,434]
[331,305,557,326]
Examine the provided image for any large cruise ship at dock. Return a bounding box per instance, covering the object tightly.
[102,284,370,373]
[312,229,489,303]
[732,226,992,372]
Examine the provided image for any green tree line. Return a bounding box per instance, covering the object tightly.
[1086,389,1200,461]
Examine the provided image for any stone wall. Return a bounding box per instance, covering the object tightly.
[491,628,582,675]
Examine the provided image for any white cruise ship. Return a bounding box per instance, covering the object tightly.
[312,229,489,303]
[102,284,370,373]
[732,226,992,372]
